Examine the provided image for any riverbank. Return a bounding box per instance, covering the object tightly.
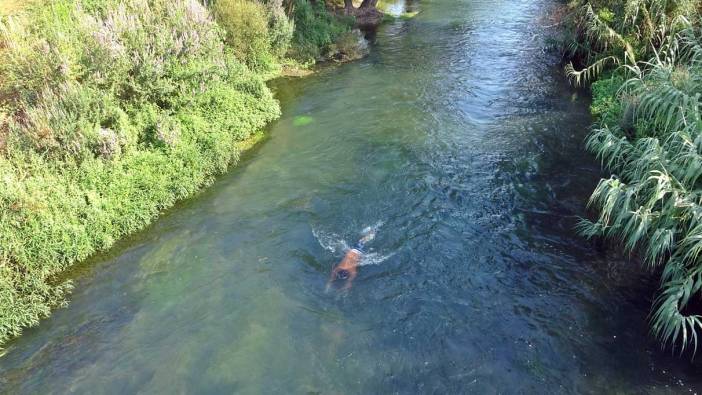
[0,0,366,349]
[558,0,702,353]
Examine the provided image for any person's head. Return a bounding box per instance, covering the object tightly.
[336,269,351,280]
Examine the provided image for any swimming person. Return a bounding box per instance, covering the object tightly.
[327,228,376,291]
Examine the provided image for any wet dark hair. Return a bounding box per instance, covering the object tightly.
[336,269,350,280]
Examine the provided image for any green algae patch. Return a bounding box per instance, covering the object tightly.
[293,115,315,126]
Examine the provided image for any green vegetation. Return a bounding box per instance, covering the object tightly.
[214,0,281,74]
[293,115,315,126]
[559,0,702,353]
[0,0,355,349]
[0,1,30,16]
[213,0,295,74]
[289,0,354,62]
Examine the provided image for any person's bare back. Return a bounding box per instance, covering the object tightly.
[326,228,376,291]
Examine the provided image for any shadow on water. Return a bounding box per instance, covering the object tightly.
[3,0,702,393]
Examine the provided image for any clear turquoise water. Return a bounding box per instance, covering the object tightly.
[2,0,702,393]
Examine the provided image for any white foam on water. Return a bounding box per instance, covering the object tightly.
[312,221,391,266]
[358,251,396,267]
[312,227,349,255]
[361,220,385,238]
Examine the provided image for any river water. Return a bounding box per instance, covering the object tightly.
[2,0,702,393]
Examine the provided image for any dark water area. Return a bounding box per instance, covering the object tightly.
[2,0,702,393]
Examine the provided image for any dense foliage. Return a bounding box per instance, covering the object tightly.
[0,0,352,348]
[289,0,354,61]
[213,0,295,74]
[559,0,702,353]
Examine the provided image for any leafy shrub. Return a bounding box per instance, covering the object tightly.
[289,0,352,62]
[571,1,702,353]
[562,0,699,86]
[327,28,368,61]
[0,0,279,348]
[589,74,624,127]
[0,0,351,350]
[596,7,615,24]
[213,0,278,73]
[265,0,295,58]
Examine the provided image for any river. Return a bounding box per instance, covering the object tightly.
[2,0,702,393]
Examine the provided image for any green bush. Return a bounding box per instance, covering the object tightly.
[289,0,352,62]
[327,29,368,61]
[0,0,279,348]
[0,0,354,349]
[213,0,279,74]
[570,0,702,353]
[264,0,295,58]
[589,74,624,127]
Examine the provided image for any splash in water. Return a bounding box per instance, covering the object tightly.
[312,221,394,266]
[357,251,396,267]
[312,228,349,255]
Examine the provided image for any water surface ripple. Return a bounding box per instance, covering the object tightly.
[2,0,702,393]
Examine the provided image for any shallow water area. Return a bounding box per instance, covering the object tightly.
[3,0,702,393]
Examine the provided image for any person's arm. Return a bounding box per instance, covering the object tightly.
[326,266,340,292]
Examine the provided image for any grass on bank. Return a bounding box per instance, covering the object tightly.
[0,1,30,15]
[0,0,354,349]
